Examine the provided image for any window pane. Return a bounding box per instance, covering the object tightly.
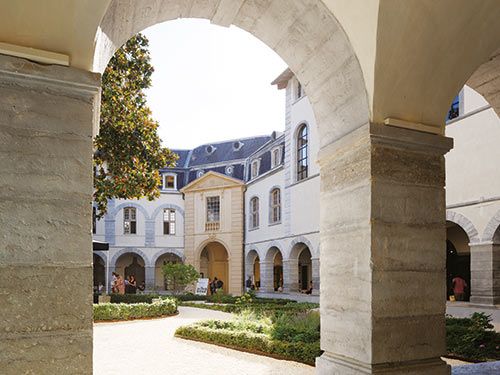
[164,222,169,235]
[131,208,136,220]
[130,221,136,234]
[170,222,176,235]
[170,210,175,221]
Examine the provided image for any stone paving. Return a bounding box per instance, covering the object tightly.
[93,306,314,375]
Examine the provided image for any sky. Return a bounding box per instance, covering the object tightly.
[143,19,288,150]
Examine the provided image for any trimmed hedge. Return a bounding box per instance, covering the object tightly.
[180,301,318,315]
[94,298,178,321]
[175,323,320,365]
[109,293,206,304]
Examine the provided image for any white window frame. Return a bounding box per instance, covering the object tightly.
[250,160,260,179]
[206,196,220,223]
[163,208,176,235]
[271,146,282,169]
[249,197,259,229]
[269,188,281,224]
[162,173,177,190]
[123,207,137,235]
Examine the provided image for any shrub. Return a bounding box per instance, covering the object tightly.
[175,323,321,365]
[446,313,500,361]
[109,293,159,304]
[271,311,320,343]
[207,290,236,304]
[94,298,178,321]
[162,263,200,294]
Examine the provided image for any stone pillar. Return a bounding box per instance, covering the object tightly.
[145,265,156,291]
[0,55,100,374]
[316,123,452,374]
[311,257,320,295]
[259,261,274,292]
[283,259,298,293]
[470,243,500,305]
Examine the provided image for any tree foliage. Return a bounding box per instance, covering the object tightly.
[94,34,177,217]
[162,263,200,295]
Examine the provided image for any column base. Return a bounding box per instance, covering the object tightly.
[470,296,500,305]
[316,353,450,375]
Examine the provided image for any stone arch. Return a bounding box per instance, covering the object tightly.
[289,236,316,258]
[446,210,480,244]
[94,0,371,148]
[150,248,185,265]
[245,249,261,289]
[109,202,151,221]
[110,248,151,268]
[93,251,107,264]
[482,209,500,243]
[195,237,232,262]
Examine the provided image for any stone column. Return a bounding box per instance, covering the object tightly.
[311,257,320,295]
[0,55,100,374]
[283,259,298,293]
[145,265,156,292]
[259,261,274,292]
[316,123,452,374]
[470,243,500,305]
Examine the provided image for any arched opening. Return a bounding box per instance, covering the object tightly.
[114,253,146,288]
[263,246,283,292]
[93,254,105,290]
[154,252,183,291]
[446,221,471,301]
[200,242,229,293]
[298,247,312,292]
[245,250,260,290]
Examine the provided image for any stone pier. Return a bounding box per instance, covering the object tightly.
[316,123,453,374]
[0,55,100,374]
[470,243,500,305]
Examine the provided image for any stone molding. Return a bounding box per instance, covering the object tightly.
[446,210,480,243]
[482,209,500,243]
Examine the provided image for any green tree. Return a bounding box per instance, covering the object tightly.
[162,263,200,295]
[94,33,177,217]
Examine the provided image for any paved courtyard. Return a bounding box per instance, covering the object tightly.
[93,306,314,375]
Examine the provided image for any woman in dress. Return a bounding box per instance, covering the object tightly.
[115,274,125,295]
[128,275,137,294]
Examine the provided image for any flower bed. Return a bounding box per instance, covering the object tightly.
[94,298,178,321]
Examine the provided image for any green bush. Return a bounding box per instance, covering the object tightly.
[109,293,206,304]
[446,313,500,361]
[162,263,200,294]
[271,311,320,343]
[175,323,320,365]
[207,291,236,304]
[94,298,178,321]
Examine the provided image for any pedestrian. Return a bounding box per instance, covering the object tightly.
[211,277,218,294]
[245,276,252,292]
[111,272,118,293]
[216,278,224,291]
[115,273,125,295]
[127,275,137,294]
[452,275,467,301]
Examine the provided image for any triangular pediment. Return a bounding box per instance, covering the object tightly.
[180,171,244,192]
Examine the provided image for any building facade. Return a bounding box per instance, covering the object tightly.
[93,69,500,305]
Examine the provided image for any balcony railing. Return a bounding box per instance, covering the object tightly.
[205,221,220,232]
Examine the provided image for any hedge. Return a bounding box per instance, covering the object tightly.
[180,301,318,315]
[94,298,178,321]
[175,323,321,365]
[109,293,206,304]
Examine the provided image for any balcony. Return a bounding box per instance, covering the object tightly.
[205,221,220,232]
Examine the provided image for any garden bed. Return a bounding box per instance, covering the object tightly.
[94,298,178,322]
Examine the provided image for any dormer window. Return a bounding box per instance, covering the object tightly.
[251,160,260,179]
[206,145,216,154]
[233,141,243,151]
[271,147,282,168]
[162,174,176,190]
[225,165,234,176]
[197,170,205,178]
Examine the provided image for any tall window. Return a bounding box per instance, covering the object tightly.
[251,160,259,179]
[297,82,302,99]
[123,207,137,234]
[250,197,259,229]
[163,208,176,235]
[206,196,220,222]
[163,174,176,189]
[271,147,281,168]
[297,124,308,181]
[270,188,281,224]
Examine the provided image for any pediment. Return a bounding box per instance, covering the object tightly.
[180,171,244,192]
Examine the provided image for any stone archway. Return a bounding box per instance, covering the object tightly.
[446,221,472,302]
[154,252,183,291]
[245,249,260,290]
[200,242,229,293]
[114,252,146,287]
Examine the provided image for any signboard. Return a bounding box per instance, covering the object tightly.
[195,278,209,295]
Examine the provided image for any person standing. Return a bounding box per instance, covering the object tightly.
[452,275,467,301]
[111,272,118,293]
[128,275,137,294]
[115,274,125,295]
[245,276,252,292]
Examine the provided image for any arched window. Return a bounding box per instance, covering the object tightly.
[297,124,308,181]
[123,207,137,234]
[250,197,259,229]
[270,188,281,224]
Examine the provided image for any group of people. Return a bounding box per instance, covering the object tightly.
[208,277,224,294]
[111,272,145,294]
[244,276,313,294]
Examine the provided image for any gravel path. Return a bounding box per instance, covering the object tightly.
[93,306,315,375]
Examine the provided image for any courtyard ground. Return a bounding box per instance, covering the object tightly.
[93,306,314,375]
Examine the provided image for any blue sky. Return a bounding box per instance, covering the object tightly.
[143,19,288,150]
